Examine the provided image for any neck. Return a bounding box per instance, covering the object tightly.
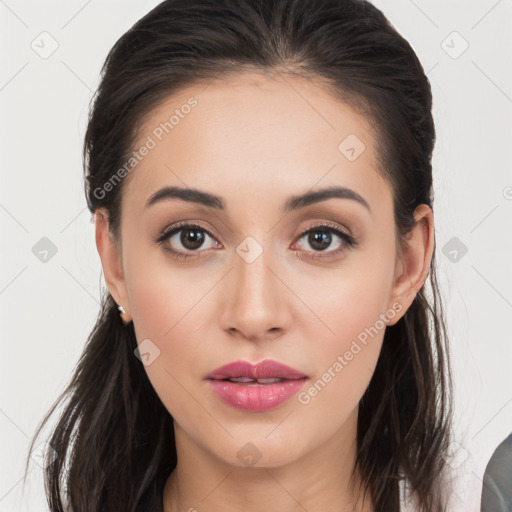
[163,408,374,512]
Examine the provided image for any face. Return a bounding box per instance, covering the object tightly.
[96,70,425,470]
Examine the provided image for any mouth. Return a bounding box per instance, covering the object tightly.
[206,359,308,381]
[215,376,300,384]
[206,359,308,412]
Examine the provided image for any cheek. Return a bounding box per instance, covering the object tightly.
[127,266,209,355]
[302,254,394,353]
[126,269,202,419]
[124,238,212,341]
[123,252,219,410]
[295,256,395,413]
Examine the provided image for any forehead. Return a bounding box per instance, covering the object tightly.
[123,70,390,213]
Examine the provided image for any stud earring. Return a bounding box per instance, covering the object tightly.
[118,305,126,314]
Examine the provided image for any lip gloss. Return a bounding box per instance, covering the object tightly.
[208,378,307,412]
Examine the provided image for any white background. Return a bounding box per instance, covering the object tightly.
[1,1,511,510]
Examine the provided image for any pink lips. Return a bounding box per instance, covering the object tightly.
[206,360,308,412]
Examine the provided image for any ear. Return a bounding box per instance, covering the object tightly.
[386,204,435,326]
[94,208,132,323]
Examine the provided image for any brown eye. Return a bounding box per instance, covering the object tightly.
[156,223,219,260]
[306,230,334,251]
[178,227,206,250]
[293,224,357,260]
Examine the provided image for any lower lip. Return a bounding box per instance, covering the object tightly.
[208,378,307,412]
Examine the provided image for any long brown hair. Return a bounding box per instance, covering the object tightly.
[24,1,454,510]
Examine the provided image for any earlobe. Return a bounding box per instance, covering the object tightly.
[94,209,132,322]
[386,204,434,325]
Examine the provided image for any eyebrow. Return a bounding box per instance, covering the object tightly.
[145,185,371,213]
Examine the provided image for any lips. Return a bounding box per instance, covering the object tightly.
[206,359,308,381]
[206,359,308,412]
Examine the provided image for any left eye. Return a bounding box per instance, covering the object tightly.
[293,225,357,257]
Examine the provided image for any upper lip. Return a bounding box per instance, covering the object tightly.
[207,359,308,380]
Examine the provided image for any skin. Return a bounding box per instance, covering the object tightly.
[95,70,434,512]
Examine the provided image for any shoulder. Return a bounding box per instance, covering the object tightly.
[481,433,512,512]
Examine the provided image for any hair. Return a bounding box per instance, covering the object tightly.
[24,1,454,510]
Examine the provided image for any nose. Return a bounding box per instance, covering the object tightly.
[219,242,292,343]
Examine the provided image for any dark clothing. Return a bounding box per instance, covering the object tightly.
[481,433,512,512]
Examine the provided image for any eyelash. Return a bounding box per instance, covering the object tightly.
[155,221,358,261]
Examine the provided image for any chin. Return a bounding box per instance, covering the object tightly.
[215,435,307,469]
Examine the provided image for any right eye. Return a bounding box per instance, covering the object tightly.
[156,222,221,260]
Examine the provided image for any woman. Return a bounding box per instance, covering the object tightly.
[25,0,454,510]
